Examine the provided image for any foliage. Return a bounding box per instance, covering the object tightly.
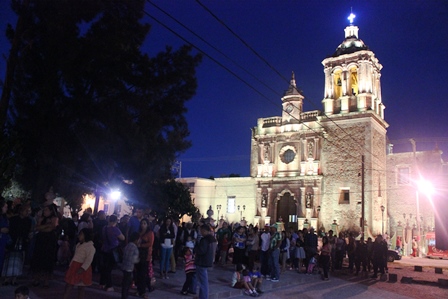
[1,0,202,209]
[152,179,198,221]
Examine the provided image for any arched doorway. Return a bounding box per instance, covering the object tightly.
[277,192,297,230]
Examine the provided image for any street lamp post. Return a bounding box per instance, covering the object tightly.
[317,206,321,235]
[380,205,385,235]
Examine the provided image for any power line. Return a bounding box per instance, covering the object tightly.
[144,3,383,176]
[194,0,387,170]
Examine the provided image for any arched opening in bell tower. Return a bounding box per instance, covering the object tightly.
[350,67,358,96]
[334,70,342,99]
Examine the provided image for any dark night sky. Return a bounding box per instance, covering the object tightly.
[1,1,447,179]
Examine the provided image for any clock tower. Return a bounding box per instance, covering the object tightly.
[282,72,304,124]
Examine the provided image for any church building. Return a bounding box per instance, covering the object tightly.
[178,17,446,240]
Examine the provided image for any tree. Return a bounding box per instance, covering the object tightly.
[152,179,198,221]
[2,0,202,207]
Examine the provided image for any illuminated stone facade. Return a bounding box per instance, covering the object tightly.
[179,23,446,237]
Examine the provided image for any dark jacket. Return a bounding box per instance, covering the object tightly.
[194,234,217,267]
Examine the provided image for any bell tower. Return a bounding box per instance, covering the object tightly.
[321,15,385,119]
[282,72,304,124]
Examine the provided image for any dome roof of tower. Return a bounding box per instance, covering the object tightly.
[284,71,304,97]
[330,35,370,57]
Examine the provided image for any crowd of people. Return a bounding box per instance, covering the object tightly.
[0,198,393,299]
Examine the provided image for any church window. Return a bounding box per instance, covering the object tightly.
[104,203,109,213]
[397,167,410,185]
[227,196,236,213]
[339,188,350,204]
[282,149,296,164]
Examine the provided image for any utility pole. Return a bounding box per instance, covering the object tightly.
[361,155,365,237]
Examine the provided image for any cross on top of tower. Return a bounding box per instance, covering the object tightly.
[348,12,356,24]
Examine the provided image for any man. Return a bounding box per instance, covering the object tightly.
[180,222,197,249]
[92,210,108,272]
[371,235,387,278]
[355,237,368,275]
[259,224,271,279]
[215,222,231,263]
[195,224,217,299]
[128,208,143,236]
[269,224,281,282]
[304,227,318,270]
[327,230,336,271]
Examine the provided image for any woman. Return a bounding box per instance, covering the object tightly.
[295,230,306,272]
[232,226,246,266]
[135,218,154,298]
[0,200,10,278]
[1,204,32,285]
[320,236,331,280]
[279,231,290,273]
[158,217,175,279]
[63,228,95,299]
[30,203,59,287]
[99,215,124,292]
[246,227,259,270]
[77,213,93,233]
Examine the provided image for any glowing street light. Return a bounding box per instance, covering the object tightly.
[110,190,121,200]
[416,178,433,257]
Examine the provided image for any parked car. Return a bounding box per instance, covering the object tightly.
[387,249,402,262]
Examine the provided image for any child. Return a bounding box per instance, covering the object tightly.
[231,264,244,289]
[248,266,263,294]
[14,286,30,299]
[220,233,230,265]
[242,269,259,297]
[185,236,195,251]
[181,246,196,295]
[121,232,140,299]
[307,254,318,274]
[62,228,96,299]
[57,235,71,266]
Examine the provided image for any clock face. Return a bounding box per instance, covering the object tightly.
[285,104,294,113]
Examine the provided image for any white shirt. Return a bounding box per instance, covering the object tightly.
[260,232,270,252]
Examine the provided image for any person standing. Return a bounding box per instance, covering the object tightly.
[320,236,331,281]
[269,224,281,282]
[2,204,31,286]
[396,236,402,254]
[0,200,10,280]
[215,222,231,263]
[62,228,95,299]
[247,227,259,271]
[304,227,318,271]
[355,237,368,276]
[259,224,271,279]
[99,215,125,292]
[232,226,246,267]
[371,235,387,278]
[121,232,140,299]
[30,203,59,288]
[159,217,175,279]
[92,210,108,273]
[135,219,154,297]
[194,224,217,299]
